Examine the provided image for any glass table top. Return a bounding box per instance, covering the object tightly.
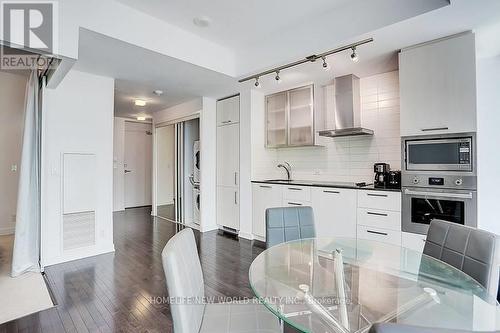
[249,238,499,333]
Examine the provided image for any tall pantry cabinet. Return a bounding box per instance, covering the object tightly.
[216,95,240,231]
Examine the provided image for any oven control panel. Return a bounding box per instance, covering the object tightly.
[405,175,474,189]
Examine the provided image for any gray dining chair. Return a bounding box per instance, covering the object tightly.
[265,206,315,248]
[423,219,500,298]
[161,228,281,333]
[369,323,495,333]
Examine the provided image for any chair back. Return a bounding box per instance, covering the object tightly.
[265,206,315,248]
[162,228,205,333]
[423,219,500,298]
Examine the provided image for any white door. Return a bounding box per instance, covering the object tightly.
[124,122,152,208]
[216,123,239,187]
[252,184,283,238]
[156,125,175,207]
[311,187,357,238]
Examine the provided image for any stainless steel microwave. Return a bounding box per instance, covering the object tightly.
[403,134,474,173]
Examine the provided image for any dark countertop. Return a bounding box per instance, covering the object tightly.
[251,179,401,192]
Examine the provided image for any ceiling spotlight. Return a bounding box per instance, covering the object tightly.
[153,90,163,96]
[135,99,147,107]
[322,56,330,71]
[193,16,211,28]
[275,71,281,84]
[350,47,359,63]
[137,116,146,121]
[254,77,260,88]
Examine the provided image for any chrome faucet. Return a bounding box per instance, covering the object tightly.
[277,162,292,181]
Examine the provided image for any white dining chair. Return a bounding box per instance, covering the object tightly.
[161,228,281,333]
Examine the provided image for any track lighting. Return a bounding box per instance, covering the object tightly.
[322,57,330,71]
[238,38,372,84]
[275,71,281,84]
[254,77,260,88]
[350,47,359,63]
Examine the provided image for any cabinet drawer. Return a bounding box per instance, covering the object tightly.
[357,208,401,231]
[357,190,401,212]
[283,186,311,202]
[357,225,401,246]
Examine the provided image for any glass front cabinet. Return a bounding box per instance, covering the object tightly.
[265,84,315,148]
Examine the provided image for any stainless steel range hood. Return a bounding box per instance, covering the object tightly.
[319,74,374,138]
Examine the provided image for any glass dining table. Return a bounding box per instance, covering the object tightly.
[249,238,499,333]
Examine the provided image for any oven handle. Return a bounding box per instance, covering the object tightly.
[404,189,473,199]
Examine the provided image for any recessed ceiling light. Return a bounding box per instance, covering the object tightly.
[193,16,211,28]
[137,116,146,121]
[153,90,164,96]
[135,99,147,107]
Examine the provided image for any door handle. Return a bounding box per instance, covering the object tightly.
[366,230,388,236]
[367,193,388,198]
[421,126,449,132]
[124,170,132,173]
[404,189,473,199]
[367,212,388,217]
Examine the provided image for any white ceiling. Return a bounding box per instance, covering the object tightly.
[73,0,500,118]
[73,29,239,118]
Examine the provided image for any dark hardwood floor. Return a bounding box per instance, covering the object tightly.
[0,207,264,333]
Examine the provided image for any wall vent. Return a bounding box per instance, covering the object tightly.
[63,211,96,250]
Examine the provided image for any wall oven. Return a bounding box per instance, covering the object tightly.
[401,133,477,235]
[402,187,477,235]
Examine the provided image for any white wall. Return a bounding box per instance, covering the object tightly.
[476,56,500,235]
[156,125,175,205]
[251,71,401,183]
[200,97,218,232]
[113,117,125,211]
[0,71,27,235]
[41,69,115,266]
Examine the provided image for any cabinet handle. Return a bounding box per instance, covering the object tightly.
[234,172,238,185]
[367,193,388,198]
[323,190,340,194]
[366,230,388,236]
[288,202,302,206]
[367,212,388,217]
[222,120,232,124]
[234,191,238,205]
[259,185,272,189]
[421,126,448,132]
[288,187,302,191]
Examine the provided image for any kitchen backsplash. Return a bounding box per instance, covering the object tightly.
[252,70,401,183]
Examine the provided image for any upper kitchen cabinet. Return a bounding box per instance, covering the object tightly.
[399,32,477,137]
[217,94,240,126]
[266,84,315,147]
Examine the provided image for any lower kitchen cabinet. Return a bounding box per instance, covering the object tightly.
[311,187,357,238]
[401,232,426,253]
[252,184,283,239]
[217,186,239,231]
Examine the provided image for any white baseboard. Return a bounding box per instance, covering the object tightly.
[42,244,115,267]
[238,231,254,240]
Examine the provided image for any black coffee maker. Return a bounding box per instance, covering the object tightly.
[374,163,390,188]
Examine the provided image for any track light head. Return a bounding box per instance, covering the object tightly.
[350,47,359,62]
[254,77,260,88]
[322,57,330,71]
[275,71,281,84]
